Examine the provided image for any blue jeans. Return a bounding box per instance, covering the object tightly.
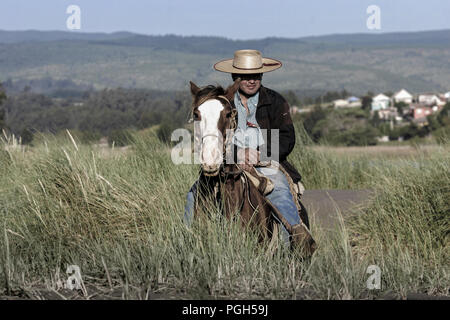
[184,167,301,246]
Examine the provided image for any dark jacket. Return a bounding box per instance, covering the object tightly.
[231,85,302,183]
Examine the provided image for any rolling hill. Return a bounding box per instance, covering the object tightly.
[1,29,450,95]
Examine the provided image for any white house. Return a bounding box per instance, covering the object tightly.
[333,99,349,108]
[333,97,361,108]
[445,92,450,101]
[418,93,444,106]
[378,108,399,120]
[371,93,390,111]
[393,89,413,104]
[348,101,362,108]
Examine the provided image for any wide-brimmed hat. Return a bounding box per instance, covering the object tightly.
[214,49,282,74]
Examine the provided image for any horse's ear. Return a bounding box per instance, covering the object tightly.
[190,81,201,96]
[224,78,241,102]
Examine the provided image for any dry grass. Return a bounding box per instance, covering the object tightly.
[0,129,448,299]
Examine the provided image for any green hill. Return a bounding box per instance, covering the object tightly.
[1,29,450,94]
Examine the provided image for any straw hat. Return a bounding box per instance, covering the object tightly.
[214,49,282,74]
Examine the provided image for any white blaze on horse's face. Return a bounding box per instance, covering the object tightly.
[197,99,224,175]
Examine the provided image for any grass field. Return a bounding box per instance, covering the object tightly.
[0,128,448,299]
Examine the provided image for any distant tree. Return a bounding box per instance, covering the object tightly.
[434,126,450,144]
[0,83,6,131]
[323,91,341,103]
[340,89,349,99]
[20,128,34,145]
[303,96,314,106]
[388,127,401,141]
[366,91,375,97]
[399,124,428,140]
[384,91,394,97]
[301,105,327,142]
[394,101,408,115]
[361,96,373,110]
[426,115,440,132]
[138,111,163,129]
[0,84,5,103]
[378,122,391,135]
[108,129,135,147]
[0,108,4,131]
[314,96,322,105]
[284,90,300,106]
[4,87,189,136]
[157,118,178,144]
[370,110,381,126]
[326,125,379,146]
[437,102,450,126]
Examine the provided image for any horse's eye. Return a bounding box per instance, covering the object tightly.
[225,111,232,118]
[193,111,201,120]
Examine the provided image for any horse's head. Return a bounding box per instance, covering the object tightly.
[190,79,240,176]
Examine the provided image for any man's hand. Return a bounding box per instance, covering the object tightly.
[237,148,260,171]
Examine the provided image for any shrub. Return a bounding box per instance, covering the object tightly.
[20,128,34,145]
[324,125,379,146]
[79,131,102,144]
[434,126,450,145]
[108,129,136,147]
[157,119,178,144]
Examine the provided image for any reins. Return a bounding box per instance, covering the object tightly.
[192,95,237,152]
[192,92,259,216]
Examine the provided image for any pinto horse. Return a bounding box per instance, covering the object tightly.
[189,79,316,255]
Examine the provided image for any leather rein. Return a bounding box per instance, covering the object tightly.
[192,94,260,215]
[192,95,239,175]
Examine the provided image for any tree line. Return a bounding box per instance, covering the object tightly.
[295,101,450,146]
[0,84,6,132]
[0,81,353,145]
[1,84,192,144]
[2,81,448,147]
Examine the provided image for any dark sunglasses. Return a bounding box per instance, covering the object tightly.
[232,73,263,81]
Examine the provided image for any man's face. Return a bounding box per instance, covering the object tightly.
[232,73,262,96]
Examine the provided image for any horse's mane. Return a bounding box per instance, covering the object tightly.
[192,85,227,107]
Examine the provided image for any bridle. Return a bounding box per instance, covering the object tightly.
[194,95,237,153]
[201,133,221,141]
[193,94,259,217]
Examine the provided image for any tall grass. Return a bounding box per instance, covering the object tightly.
[0,128,448,299]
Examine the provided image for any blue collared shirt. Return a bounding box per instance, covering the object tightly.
[232,91,265,150]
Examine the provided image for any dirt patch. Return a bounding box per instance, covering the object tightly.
[302,189,373,229]
[311,145,440,157]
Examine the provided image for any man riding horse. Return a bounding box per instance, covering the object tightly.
[184,49,315,251]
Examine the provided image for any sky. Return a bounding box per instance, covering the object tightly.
[1,0,449,39]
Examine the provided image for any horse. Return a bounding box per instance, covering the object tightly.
[189,79,316,256]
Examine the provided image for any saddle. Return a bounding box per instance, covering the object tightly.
[243,166,274,196]
[242,161,317,256]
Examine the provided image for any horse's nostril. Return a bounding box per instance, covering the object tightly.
[202,164,220,176]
